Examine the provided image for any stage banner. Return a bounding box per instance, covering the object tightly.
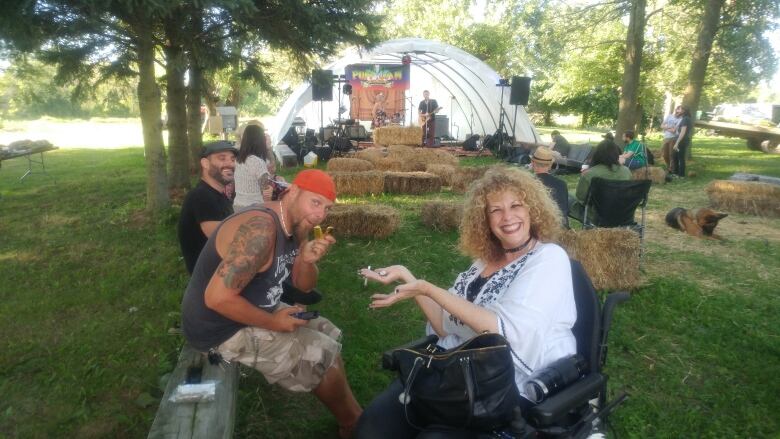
[346,64,410,122]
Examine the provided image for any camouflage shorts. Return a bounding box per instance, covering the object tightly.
[217,312,342,392]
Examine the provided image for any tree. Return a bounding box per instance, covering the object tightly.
[680,0,724,119]
[615,0,647,138]
[163,7,191,190]
[1,0,381,212]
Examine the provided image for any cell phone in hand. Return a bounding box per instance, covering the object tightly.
[292,310,320,320]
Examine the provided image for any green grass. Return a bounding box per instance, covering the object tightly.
[0,133,778,438]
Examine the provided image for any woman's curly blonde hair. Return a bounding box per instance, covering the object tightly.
[459,165,563,262]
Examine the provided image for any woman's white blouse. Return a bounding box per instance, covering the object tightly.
[233,155,270,209]
[427,242,577,396]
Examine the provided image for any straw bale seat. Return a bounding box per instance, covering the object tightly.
[331,171,385,197]
[326,158,374,172]
[706,180,780,218]
[383,172,442,195]
[420,200,463,231]
[373,126,423,146]
[631,166,667,184]
[556,228,642,291]
[322,204,400,239]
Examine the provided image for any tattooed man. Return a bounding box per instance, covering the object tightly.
[181,169,361,438]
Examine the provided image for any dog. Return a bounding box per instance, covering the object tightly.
[665,207,728,239]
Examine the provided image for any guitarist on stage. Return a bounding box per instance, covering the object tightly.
[418,90,441,147]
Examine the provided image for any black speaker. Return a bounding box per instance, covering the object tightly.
[510,76,531,106]
[311,69,333,101]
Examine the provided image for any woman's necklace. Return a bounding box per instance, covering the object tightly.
[503,235,534,254]
[279,201,291,238]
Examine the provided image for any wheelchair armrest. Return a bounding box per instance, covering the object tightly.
[527,373,605,427]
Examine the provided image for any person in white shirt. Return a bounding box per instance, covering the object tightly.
[355,166,576,438]
[661,106,682,173]
[233,124,274,211]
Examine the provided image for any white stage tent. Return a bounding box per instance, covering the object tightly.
[269,38,541,147]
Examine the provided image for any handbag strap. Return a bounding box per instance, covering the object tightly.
[402,356,425,430]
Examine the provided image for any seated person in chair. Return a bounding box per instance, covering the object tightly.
[568,140,631,223]
[355,166,576,438]
[549,130,572,163]
[531,146,569,228]
[181,170,361,439]
[618,130,646,170]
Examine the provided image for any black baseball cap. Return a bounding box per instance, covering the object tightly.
[200,140,238,158]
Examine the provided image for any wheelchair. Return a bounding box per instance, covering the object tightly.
[381,259,629,439]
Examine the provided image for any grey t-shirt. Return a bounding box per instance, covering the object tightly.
[181,206,299,351]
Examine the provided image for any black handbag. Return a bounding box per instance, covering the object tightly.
[386,332,521,431]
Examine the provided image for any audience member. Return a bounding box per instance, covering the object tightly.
[619,130,646,170]
[672,106,693,178]
[234,124,273,211]
[661,106,682,173]
[178,141,237,274]
[355,166,575,438]
[181,170,361,439]
[568,140,631,222]
[550,130,572,157]
[531,146,569,228]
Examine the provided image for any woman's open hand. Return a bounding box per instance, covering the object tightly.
[369,279,432,309]
[359,265,415,285]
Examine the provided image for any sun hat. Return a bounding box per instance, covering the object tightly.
[531,146,554,163]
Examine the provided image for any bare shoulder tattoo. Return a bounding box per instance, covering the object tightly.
[217,214,275,290]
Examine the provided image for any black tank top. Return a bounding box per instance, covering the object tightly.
[181,206,299,351]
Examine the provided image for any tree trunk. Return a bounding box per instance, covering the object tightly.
[615,0,647,140]
[682,0,724,159]
[164,15,190,190]
[186,9,205,175]
[135,26,169,211]
[187,64,204,175]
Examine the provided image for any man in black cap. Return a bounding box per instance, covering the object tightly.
[178,141,238,274]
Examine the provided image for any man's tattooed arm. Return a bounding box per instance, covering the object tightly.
[216,214,275,291]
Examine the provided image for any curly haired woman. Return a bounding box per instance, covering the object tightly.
[355,166,577,438]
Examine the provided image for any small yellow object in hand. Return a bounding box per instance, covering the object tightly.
[313,226,334,239]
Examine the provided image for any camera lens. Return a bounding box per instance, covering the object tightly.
[524,354,587,403]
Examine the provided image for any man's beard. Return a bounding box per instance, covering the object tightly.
[209,165,233,185]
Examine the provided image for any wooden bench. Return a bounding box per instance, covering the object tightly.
[148,345,239,439]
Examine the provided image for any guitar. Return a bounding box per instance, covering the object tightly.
[418,106,442,125]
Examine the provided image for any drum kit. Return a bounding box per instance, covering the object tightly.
[372,111,403,128]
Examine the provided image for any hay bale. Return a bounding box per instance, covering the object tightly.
[355,148,385,164]
[384,172,442,195]
[420,200,463,231]
[331,171,386,197]
[374,126,423,146]
[326,158,375,172]
[426,164,457,186]
[416,148,459,167]
[374,157,405,171]
[631,166,666,184]
[387,144,416,155]
[451,166,489,193]
[556,229,641,291]
[322,204,400,239]
[706,180,780,218]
